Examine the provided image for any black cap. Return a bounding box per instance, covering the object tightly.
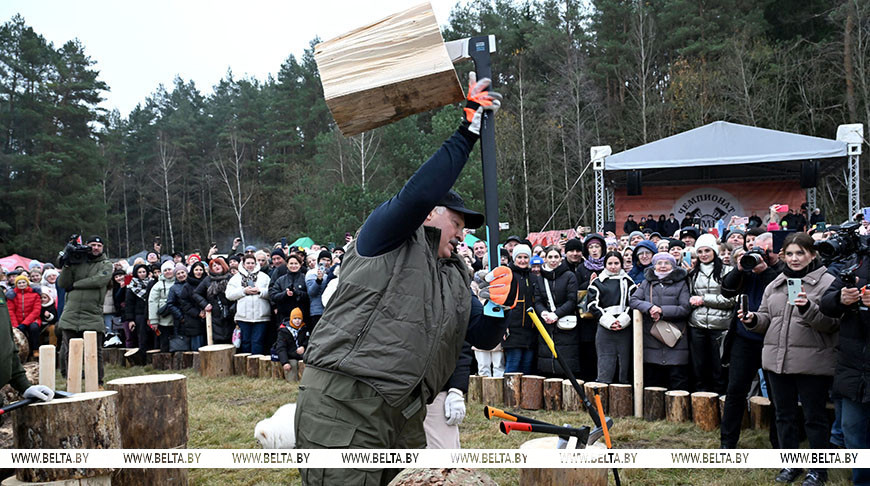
[438,190,484,229]
[680,227,700,239]
[87,235,103,244]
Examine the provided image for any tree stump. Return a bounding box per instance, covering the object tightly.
[389,468,497,486]
[152,352,172,371]
[609,383,633,418]
[259,356,272,379]
[2,475,111,485]
[182,352,197,369]
[233,353,251,375]
[124,348,140,367]
[11,327,28,364]
[247,355,263,378]
[482,377,504,407]
[750,396,772,430]
[691,392,720,431]
[584,382,608,415]
[103,347,125,366]
[13,391,121,482]
[543,378,562,411]
[468,375,482,403]
[271,360,282,379]
[198,344,235,378]
[503,372,522,408]
[284,360,299,383]
[191,352,201,373]
[298,361,305,379]
[146,349,160,365]
[105,374,188,485]
[643,387,667,421]
[172,352,184,370]
[520,375,544,410]
[519,437,608,486]
[666,390,691,423]
[562,379,583,412]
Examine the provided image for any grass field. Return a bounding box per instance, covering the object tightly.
[93,364,854,486]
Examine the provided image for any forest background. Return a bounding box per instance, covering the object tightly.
[2,0,869,261]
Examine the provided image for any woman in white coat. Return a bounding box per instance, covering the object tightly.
[227,254,272,354]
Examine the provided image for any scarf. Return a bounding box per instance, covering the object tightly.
[129,277,151,300]
[584,256,605,272]
[783,258,820,279]
[207,272,231,300]
[601,267,622,277]
[654,269,673,280]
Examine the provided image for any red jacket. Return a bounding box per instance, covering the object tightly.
[8,287,41,327]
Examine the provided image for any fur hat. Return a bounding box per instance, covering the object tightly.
[695,234,720,255]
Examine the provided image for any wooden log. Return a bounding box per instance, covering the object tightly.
[152,352,172,371]
[182,351,197,369]
[633,309,644,418]
[247,355,263,378]
[609,383,633,418]
[146,349,160,365]
[666,390,691,423]
[482,377,504,407]
[124,348,139,368]
[233,353,251,375]
[83,331,99,392]
[562,379,583,412]
[468,375,482,403]
[259,356,272,379]
[520,375,544,410]
[11,327,28,363]
[691,392,720,431]
[519,437,608,486]
[205,311,213,346]
[106,374,188,485]
[543,378,563,411]
[67,338,83,393]
[643,386,667,421]
[284,360,299,383]
[584,382,608,415]
[298,360,305,379]
[171,352,183,370]
[103,347,125,366]
[13,391,121,482]
[38,345,55,391]
[198,344,235,378]
[750,396,772,430]
[2,475,111,485]
[503,372,523,408]
[191,352,201,373]
[271,360,282,379]
[313,2,464,137]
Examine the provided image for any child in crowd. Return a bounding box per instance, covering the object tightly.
[275,307,309,372]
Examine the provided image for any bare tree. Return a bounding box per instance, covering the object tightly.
[348,131,381,192]
[629,0,656,143]
[213,130,254,246]
[151,132,178,251]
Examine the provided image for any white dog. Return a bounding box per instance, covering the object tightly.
[255,403,297,449]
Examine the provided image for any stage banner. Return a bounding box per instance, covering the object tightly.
[615,181,806,233]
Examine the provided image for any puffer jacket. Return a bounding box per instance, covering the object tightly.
[745,265,839,376]
[533,263,579,375]
[269,269,309,323]
[688,262,735,330]
[147,274,175,328]
[8,286,41,327]
[178,272,206,337]
[630,267,692,366]
[588,270,636,329]
[226,264,271,322]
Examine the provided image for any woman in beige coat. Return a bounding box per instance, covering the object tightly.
[740,232,838,486]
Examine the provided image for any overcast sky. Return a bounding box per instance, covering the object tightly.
[0,1,461,117]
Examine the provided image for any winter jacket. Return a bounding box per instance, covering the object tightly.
[630,267,692,366]
[745,265,839,376]
[178,274,206,337]
[269,270,309,323]
[166,280,186,328]
[147,275,175,328]
[56,253,113,332]
[8,286,41,327]
[533,263,580,376]
[275,323,310,364]
[102,288,115,315]
[226,265,271,323]
[193,273,235,343]
[820,257,870,402]
[41,303,58,326]
[628,240,657,284]
[111,284,126,318]
[588,270,636,330]
[662,218,680,238]
[688,263,735,330]
[502,263,538,349]
[0,294,32,393]
[124,284,150,328]
[305,268,332,316]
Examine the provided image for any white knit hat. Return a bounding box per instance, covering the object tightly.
[695,233,719,255]
[512,244,532,259]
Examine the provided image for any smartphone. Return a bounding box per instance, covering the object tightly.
[736,217,748,226]
[817,221,826,231]
[739,294,749,317]
[773,204,789,213]
[281,237,287,247]
[787,278,802,304]
[682,249,692,267]
[319,264,326,273]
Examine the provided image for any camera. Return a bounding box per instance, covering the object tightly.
[57,234,92,266]
[739,246,767,271]
[814,222,870,262]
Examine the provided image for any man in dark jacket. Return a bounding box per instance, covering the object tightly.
[623,214,639,234]
[295,75,514,486]
[662,213,680,238]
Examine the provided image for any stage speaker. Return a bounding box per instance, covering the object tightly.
[627,170,642,196]
[800,160,818,188]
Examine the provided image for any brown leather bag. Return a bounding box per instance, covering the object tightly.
[648,285,683,347]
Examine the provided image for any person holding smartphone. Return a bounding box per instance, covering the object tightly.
[739,233,839,486]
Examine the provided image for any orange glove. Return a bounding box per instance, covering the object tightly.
[462,72,502,135]
[478,266,518,309]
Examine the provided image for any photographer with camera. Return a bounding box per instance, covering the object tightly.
[57,235,113,384]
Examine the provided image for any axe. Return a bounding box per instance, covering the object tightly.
[0,390,74,416]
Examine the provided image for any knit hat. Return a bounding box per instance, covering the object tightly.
[651,253,677,267]
[680,227,700,240]
[41,288,55,306]
[174,263,188,275]
[28,261,42,271]
[531,255,544,266]
[244,245,257,252]
[564,238,584,253]
[187,254,201,264]
[695,234,720,255]
[583,233,606,256]
[317,250,332,262]
[289,308,304,329]
[667,238,686,250]
[160,261,175,273]
[270,248,286,260]
[86,235,103,244]
[629,231,644,241]
[512,244,532,259]
[42,268,59,281]
[14,274,29,286]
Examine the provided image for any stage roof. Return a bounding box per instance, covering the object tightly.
[605,121,847,171]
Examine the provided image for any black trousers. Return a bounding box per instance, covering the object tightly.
[767,372,832,451]
[578,340,597,382]
[644,363,689,390]
[688,327,727,393]
[720,334,779,448]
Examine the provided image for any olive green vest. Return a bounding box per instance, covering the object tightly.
[306,225,471,407]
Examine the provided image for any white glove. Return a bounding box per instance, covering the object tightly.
[23,385,54,402]
[444,388,466,426]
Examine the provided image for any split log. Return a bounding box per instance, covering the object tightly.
[691,392,720,431]
[247,355,263,378]
[105,374,189,485]
[198,344,235,378]
[313,2,464,136]
[11,327,27,363]
[38,345,55,391]
[633,309,644,417]
[750,396,772,430]
[259,356,272,379]
[67,338,83,393]
[468,375,482,403]
[482,377,504,407]
[503,372,522,408]
[609,383,633,418]
[182,351,197,369]
[666,390,691,423]
[124,348,139,368]
[643,387,667,421]
[205,311,213,346]
[284,360,299,383]
[172,352,183,370]
[584,382,608,415]
[13,391,121,482]
[233,353,251,375]
[520,375,544,410]
[2,475,111,485]
[83,331,98,392]
[543,378,562,411]
[562,379,583,412]
[103,347,125,366]
[271,360,282,379]
[298,361,305,379]
[519,437,608,486]
[152,352,172,371]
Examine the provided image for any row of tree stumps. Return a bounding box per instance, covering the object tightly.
[6,345,189,485]
[195,344,304,382]
[468,373,772,432]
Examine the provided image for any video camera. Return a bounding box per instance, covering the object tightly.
[814,222,870,263]
[57,234,92,267]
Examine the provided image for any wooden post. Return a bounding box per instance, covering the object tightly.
[152,352,172,371]
[643,386,666,421]
[198,344,235,378]
[609,383,633,418]
[259,356,272,379]
[750,396,772,430]
[691,392,720,431]
[106,374,188,485]
[38,345,55,391]
[584,382,608,414]
[67,338,83,393]
[468,375,482,403]
[233,352,251,375]
[247,355,263,378]
[520,375,544,410]
[632,309,644,418]
[284,360,299,383]
[83,331,98,392]
[205,311,213,346]
[13,391,121,482]
[482,377,504,406]
[503,372,523,408]
[562,379,583,412]
[543,378,563,411]
[666,390,691,423]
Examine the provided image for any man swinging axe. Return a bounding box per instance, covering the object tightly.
[295,73,518,486]
[0,293,54,412]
